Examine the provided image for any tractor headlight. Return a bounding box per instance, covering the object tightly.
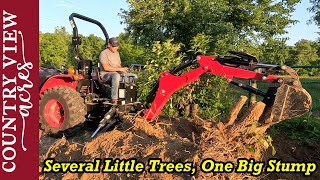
[73,74,81,80]
[68,67,75,75]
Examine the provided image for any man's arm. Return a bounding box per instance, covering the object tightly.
[102,63,128,72]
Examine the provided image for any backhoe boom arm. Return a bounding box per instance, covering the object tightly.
[144,55,279,121]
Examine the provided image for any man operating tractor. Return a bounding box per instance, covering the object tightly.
[99,37,138,104]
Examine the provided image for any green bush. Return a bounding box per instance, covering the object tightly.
[135,39,233,119]
[136,40,184,116]
[118,33,150,66]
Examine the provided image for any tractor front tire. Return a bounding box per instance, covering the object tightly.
[40,86,86,136]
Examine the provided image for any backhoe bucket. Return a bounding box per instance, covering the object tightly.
[271,83,312,121]
[268,66,312,122]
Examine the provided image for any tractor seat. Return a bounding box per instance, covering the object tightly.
[95,67,111,85]
[95,67,137,85]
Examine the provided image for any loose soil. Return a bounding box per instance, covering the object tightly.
[39,116,320,180]
[39,97,320,180]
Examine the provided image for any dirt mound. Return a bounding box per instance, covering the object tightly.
[39,96,318,179]
[40,117,201,179]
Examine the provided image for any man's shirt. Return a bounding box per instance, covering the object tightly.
[99,48,121,75]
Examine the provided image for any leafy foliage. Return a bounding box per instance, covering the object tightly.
[189,33,212,55]
[309,0,320,27]
[119,0,320,119]
[77,34,105,66]
[40,27,106,68]
[292,39,318,65]
[136,40,184,116]
[121,0,300,50]
[40,27,72,68]
[259,38,290,65]
[117,33,150,65]
[40,1,320,121]
[135,39,233,119]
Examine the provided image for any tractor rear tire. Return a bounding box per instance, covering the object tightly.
[39,86,86,137]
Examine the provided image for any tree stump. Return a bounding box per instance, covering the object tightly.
[195,96,274,179]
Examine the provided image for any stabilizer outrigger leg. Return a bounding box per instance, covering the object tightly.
[91,106,118,138]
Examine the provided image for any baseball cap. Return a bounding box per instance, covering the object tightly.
[109,37,119,47]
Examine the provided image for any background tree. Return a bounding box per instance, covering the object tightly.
[289,39,320,75]
[40,27,106,68]
[292,39,318,65]
[39,1,319,119]
[119,0,302,119]
[259,38,290,65]
[117,33,150,65]
[121,0,300,53]
[309,0,320,26]
[40,27,71,68]
[77,34,105,66]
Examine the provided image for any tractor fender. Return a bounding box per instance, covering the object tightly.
[39,75,81,95]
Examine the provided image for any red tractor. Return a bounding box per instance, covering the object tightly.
[39,13,312,138]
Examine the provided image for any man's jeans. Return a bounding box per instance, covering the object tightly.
[102,72,138,100]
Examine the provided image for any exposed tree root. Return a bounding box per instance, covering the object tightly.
[40,96,279,180]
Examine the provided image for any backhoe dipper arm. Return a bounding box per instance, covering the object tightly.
[143,55,279,121]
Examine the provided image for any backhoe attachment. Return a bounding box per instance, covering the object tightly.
[143,53,312,122]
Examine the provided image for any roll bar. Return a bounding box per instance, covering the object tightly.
[69,13,109,58]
